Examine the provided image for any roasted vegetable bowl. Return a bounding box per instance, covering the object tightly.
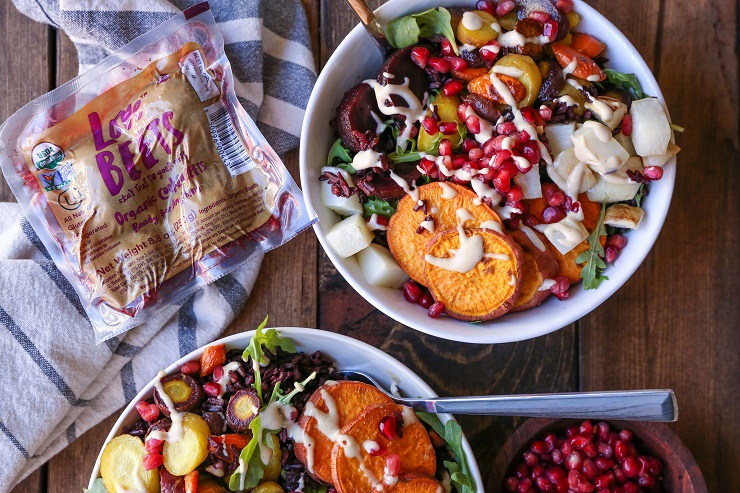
[87,325,483,492]
[299,0,678,344]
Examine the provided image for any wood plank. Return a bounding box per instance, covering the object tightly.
[2,3,51,492]
[317,0,578,479]
[580,1,739,491]
[0,4,51,203]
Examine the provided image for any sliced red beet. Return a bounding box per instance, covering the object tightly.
[537,59,566,101]
[160,467,185,493]
[355,173,406,200]
[377,45,429,104]
[334,82,381,153]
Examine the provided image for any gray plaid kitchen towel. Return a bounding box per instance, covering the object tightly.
[0,0,316,490]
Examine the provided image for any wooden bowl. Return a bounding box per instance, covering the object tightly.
[488,418,707,493]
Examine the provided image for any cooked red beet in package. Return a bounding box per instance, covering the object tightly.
[0,2,314,342]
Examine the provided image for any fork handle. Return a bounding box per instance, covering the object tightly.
[405,390,678,422]
[343,0,394,57]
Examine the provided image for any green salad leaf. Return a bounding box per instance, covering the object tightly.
[327,139,353,167]
[83,478,109,493]
[416,413,475,493]
[386,8,459,55]
[603,69,647,99]
[242,317,296,403]
[634,183,646,207]
[229,417,266,491]
[576,202,609,289]
[364,198,397,218]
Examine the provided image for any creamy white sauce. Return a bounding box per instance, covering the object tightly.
[555,95,578,107]
[565,161,589,199]
[147,371,185,444]
[420,218,435,233]
[588,98,615,123]
[367,214,388,232]
[464,105,495,144]
[430,206,440,215]
[538,278,557,291]
[461,43,478,52]
[216,361,241,399]
[587,74,602,82]
[439,182,458,199]
[400,405,419,427]
[562,59,578,77]
[520,225,546,252]
[456,207,476,225]
[388,171,419,202]
[493,204,522,220]
[371,111,389,136]
[480,219,503,233]
[365,78,427,150]
[497,30,550,48]
[461,11,484,30]
[425,225,509,273]
[535,208,586,249]
[383,461,399,487]
[470,178,502,205]
[205,465,225,478]
[352,149,383,170]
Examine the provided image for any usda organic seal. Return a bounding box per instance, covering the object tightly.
[32,142,64,170]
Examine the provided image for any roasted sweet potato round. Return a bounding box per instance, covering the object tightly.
[387,182,502,284]
[509,228,559,312]
[390,474,445,493]
[295,381,394,484]
[424,228,523,321]
[331,403,436,493]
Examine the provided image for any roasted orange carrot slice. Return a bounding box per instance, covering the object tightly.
[552,43,606,82]
[509,229,559,312]
[570,32,606,58]
[199,344,226,377]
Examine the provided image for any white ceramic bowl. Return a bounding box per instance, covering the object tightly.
[88,327,484,491]
[299,0,675,344]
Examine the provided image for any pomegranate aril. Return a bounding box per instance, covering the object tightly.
[619,430,632,442]
[530,464,545,479]
[523,451,539,467]
[596,422,610,441]
[466,115,481,134]
[479,41,501,61]
[135,400,149,417]
[647,457,663,475]
[546,467,566,482]
[497,121,518,135]
[542,206,566,224]
[476,0,495,15]
[469,148,485,161]
[523,213,540,227]
[203,381,221,398]
[546,190,566,207]
[540,106,553,121]
[583,443,598,458]
[556,0,574,12]
[385,453,401,476]
[445,56,468,71]
[428,302,445,318]
[439,139,453,156]
[638,475,657,488]
[141,404,160,422]
[528,10,551,22]
[505,477,520,492]
[593,472,615,489]
[623,482,639,493]
[543,19,559,42]
[536,476,553,491]
[441,38,454,56]
[213,365,224,381]
[622,457,639,477]
[428,57,451,73]
[550,276,571,295]
[565,451,582,471]
[579,420,594,435]
[494,150,514,168]
[637,456,651,477]
[463,138,480,153]
[438,122,458,135]
[379,415,399,440]
[507,186,524,202]
[142,453,163,471]
[422,116,439,135]
[596,442,613,458]
[582,458,599,479]
[411,46,430,69]
[521,106,537,124]
[494,169,512,193]
[521,141,541,165]
[145,438,164,453]
[621,114,633,136]
[605,245,619,264]
[606,234,628,250]
[180,360,201,375]
[403,280,422,303]
[517,478,533,493]
[515,463,530,479]
[612,466,627,485]
[643,166,664,181]
[594,457,614,472]
[496,1,516,17]
[443,79,464,96]
[418,293,433,309]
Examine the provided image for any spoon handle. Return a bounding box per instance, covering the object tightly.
[405,390,678,422]
[343,0,394,57]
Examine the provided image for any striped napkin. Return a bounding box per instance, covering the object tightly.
[0,1,316,490]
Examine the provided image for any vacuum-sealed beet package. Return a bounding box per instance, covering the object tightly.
[0,2,314,342]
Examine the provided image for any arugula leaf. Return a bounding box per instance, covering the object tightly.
[416,413,475,493]
[603,69,647,99]
[229,417,266,491]
[83,478,109,493]
[327,138,353,167]
[364,198,397,218]
[242,317,296,403]
[634,183,646,207]
[576,202,609,289]
[389,150,425,163]
[336,162,357,175]
[386,8,459,55]
[279,371,317,404]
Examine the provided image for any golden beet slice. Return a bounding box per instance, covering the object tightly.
[390,474,445,493]
[295,381,394,484]
[331,404,436,493]
[387,182,502,284]
[509,229,559,312]
[425,228,523,321]
[100,435,159,493]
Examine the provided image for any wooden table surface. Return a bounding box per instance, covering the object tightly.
[2,0,737,491]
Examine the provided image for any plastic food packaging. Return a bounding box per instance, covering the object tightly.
[0,2,314,342]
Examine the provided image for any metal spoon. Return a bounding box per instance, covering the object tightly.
[343,0,395,58]
[336,370,678,422]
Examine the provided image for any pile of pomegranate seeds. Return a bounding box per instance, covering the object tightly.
[504,421,663,493]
